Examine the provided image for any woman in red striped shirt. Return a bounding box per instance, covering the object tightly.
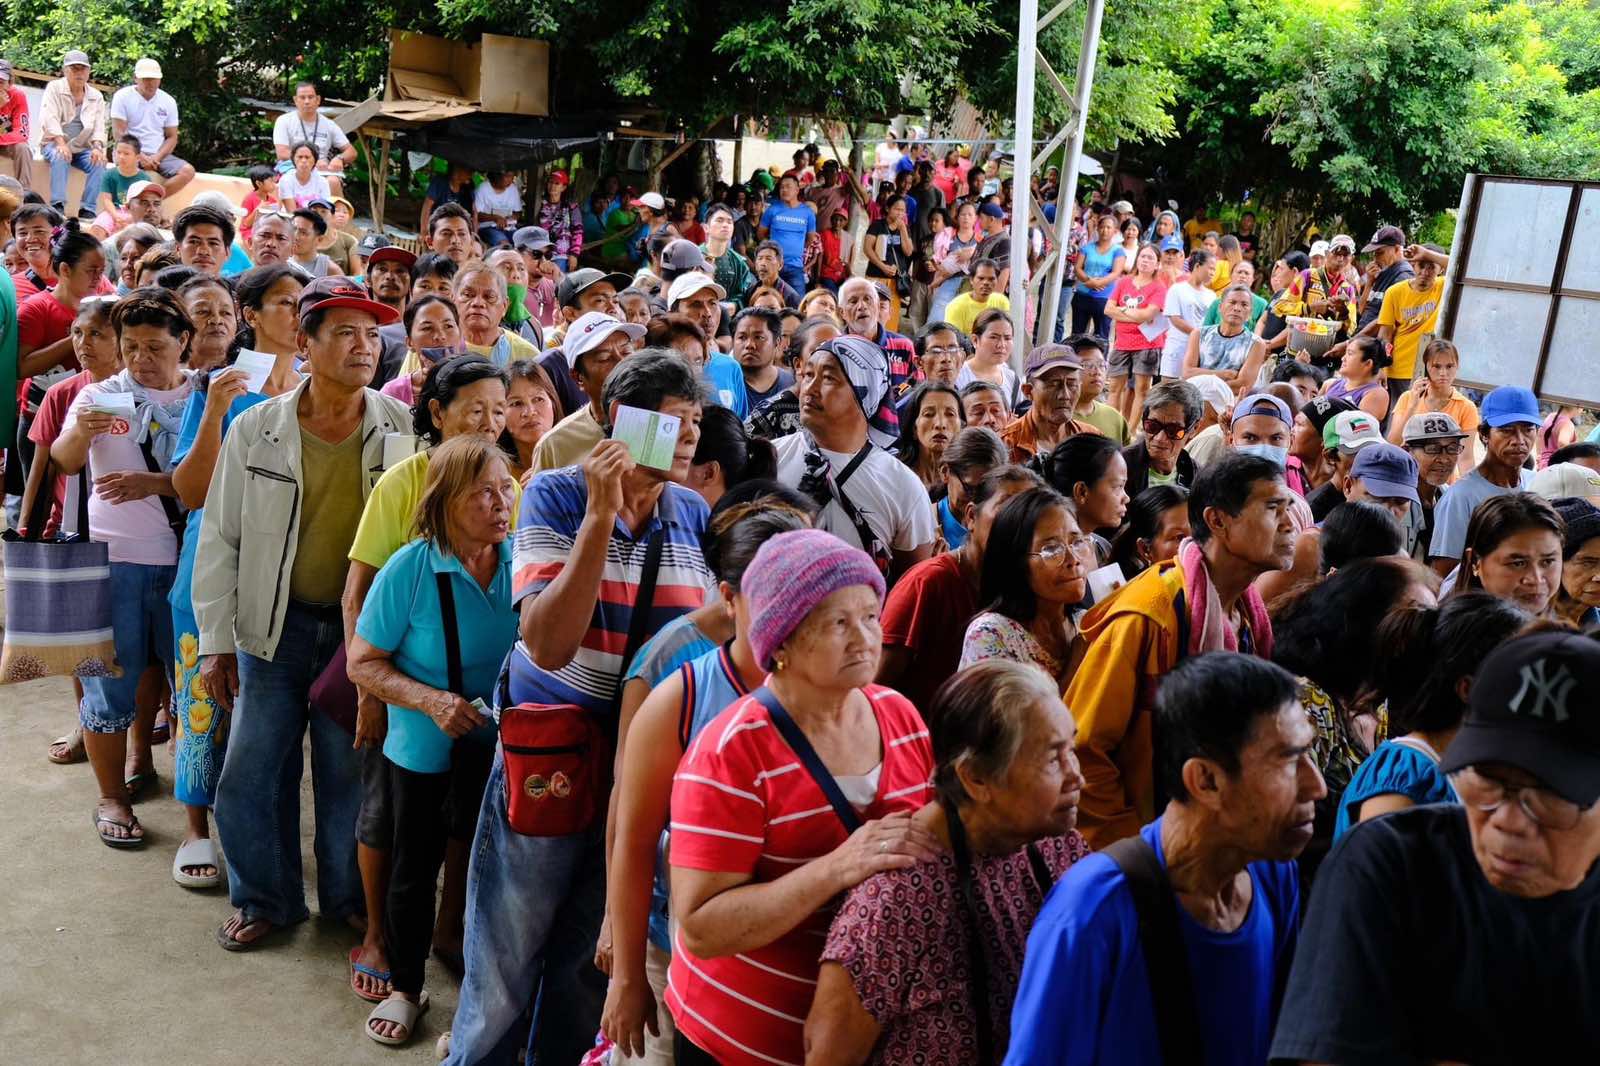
[666,529,939,1066]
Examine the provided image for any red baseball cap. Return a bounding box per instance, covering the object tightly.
[298,276,401,325]
[549,169,570,186]
[364,246,417,271]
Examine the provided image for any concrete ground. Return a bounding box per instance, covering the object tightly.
[0,673,458,1064]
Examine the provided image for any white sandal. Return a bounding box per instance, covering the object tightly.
[366,991,430,1046]
[172,838,222,889]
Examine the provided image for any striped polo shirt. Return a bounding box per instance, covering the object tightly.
[665,685,933,1065]
[508,466,714,712]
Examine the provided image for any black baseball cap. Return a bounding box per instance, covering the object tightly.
[1300,395,1357,437]
[1439,632,1600,806]
[556,268,632,309]
[1361,225,1405,252]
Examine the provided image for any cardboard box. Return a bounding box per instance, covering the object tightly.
[385,29,550,117]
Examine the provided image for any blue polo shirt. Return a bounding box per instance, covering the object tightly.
[356,537,519,773]
[759,201,816,271]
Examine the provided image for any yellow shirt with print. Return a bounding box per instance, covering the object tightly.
[1378,276,1444,380]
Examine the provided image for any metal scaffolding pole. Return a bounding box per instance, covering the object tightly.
[1006,0,1039,375]
[1041,0,1106,346]
[1007,0,1109,358]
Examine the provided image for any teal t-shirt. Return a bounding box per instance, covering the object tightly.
[99,167,143,207]
[356,537,519,773]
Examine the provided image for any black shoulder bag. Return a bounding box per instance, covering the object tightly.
[1103,834,1203,1064]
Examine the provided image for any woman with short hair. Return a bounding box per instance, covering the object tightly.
[1454,492,1565,616]
[500,358,559,482]
[807,660,1090,1065]
[349,435,520,1046]
[380,294,465,406]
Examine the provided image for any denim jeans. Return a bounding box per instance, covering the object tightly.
[444,753,608,1066]
[213,602,363,927]
[779,264,807,298]
[41,143,104,213]
[79,562,176,733]
[1072,290,1112,341]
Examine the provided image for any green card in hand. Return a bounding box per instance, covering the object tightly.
[611,404,681,471]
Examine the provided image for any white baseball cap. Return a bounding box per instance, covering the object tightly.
[1187,374,1236,418]
[191,190,244,217]
[133,58,163,80]
[127,180,165,200]
[1531,462,1600,502]
[630,192,667,212]
[666,271,726,307]
[563,312,646,369]
[1309,239,1330,258]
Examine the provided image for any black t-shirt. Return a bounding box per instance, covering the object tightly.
[1270,805,1600,1065]
[744,366,794,410]
[1237,231,1259,259]
[1307,481,1345,523]
[1357,259,1415,331]
[866,219,911,279]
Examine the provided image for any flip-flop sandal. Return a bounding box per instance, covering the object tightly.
[93,811,145,849]
[350,945,393,1004]
[48,730,86,765]
[365,991,430,1046]
[431,945,464,978]
[172,838,222,889]
[124,771,158,803]
[215,915,280,953]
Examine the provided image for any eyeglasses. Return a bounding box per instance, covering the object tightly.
[1143,418,1192,442]
[1029,538,1089,567]
[1450,766,1589,831]
[923,344,963,357]
[525,250,547,260]
[1417,442,1465,457]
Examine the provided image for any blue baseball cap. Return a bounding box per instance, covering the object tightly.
[1160,234,1185,253]
[1234,392,1293,427]
[1350,443,1421,506]
[978,202,1006,220]
[1480,386,1541,428]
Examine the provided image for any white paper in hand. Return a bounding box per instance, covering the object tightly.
[84,389,137,436]
[611,404,681,471]
[229,349,277,394]
[1087,561,1128,603]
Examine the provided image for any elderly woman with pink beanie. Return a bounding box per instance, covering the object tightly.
[662,529,938,1066]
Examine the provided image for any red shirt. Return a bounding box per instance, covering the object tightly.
[26,370,95,537]
[0,86,29,147]
[666,686,934,1066]
[880,552,976,711]
[16,291,81,414]
[1109,275,1168,352]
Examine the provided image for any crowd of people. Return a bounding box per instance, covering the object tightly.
[0,57,1596,1066]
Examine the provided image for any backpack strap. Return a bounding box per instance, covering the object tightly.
[1103,835,1203,1063]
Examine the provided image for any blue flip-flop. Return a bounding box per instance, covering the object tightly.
[350,946,392,1003]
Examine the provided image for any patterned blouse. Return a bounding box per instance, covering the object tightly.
[536,198,584,260]
[822,832,1092,1065]
[959,611,1066,683]
[1300,677,1388,804]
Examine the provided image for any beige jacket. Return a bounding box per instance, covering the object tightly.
[38,78,107,153]
[193,379,412,661]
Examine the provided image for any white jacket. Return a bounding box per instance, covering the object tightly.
[193,378,411,661]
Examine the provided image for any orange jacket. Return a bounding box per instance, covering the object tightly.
[1064,558,1186,848]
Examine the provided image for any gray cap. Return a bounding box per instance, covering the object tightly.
[357,232,392,256]
[62,50,91,68]
[0,60,11,81]
[512,225,553,252]
[1401,411,1466,445]
[661,238,708,273]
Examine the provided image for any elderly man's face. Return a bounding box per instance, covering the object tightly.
[1458,763,1600,899]
[65,63,90,89]
[251,216,292,265]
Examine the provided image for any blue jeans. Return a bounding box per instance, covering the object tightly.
[79,562,176,733]
[444,754,608,1066]
[779,263,807,297]
[212,603,363,927]
[1072,290,1112,341]
[41,143,104,213]
[477,225,512,249]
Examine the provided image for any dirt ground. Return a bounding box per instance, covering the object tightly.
[0,672,459,1064]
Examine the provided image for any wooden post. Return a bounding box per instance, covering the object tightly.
[731,114,743,186]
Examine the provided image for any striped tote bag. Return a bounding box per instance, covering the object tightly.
[1,472,119,682]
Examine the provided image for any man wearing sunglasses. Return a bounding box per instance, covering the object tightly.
[1123,379,1201,495]
[1273,631,1600,1064]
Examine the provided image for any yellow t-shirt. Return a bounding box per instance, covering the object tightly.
[1208,257,1233,293]
[1184,217,1222,251]
[290,424,365,605]
[1378,277,1445,380]
[945,292,1012,336]
[348,447,522,570]
[531,404,604,474]
[395,328,541,379]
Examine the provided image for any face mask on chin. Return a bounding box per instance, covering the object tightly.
[1234,443,1288,469]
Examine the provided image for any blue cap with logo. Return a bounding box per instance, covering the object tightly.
[1160,234,1186,253]
[1350,443,1420,506]
[1480,386,1541,428]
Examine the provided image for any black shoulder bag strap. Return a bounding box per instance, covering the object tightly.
[73,469,90,541]
[137,436,187,540]
[830,443,891,575]
[605,526,666,728]
[946,801,1056,1066]
[434,571,463,695]
[750,685,862,834]
[1103,835,1203,1064]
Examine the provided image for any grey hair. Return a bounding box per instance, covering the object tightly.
[601,348,712,424]
[930,660,1063,809]
[452,259,509,303]
[1143,379,1203,427]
